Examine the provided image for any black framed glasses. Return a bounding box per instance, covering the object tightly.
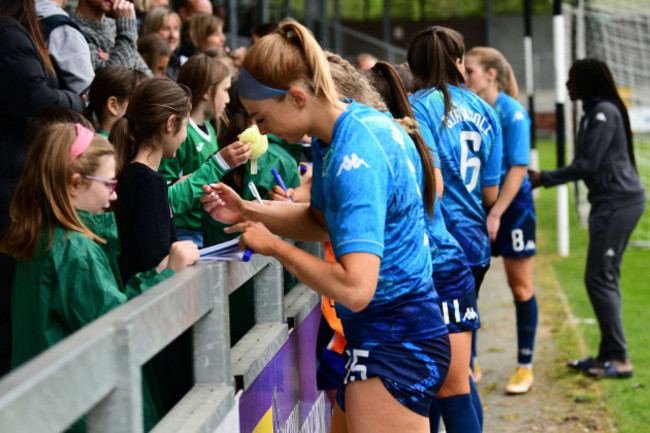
[82,175,118,194]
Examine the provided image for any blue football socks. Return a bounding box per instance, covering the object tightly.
[515,295,538,366]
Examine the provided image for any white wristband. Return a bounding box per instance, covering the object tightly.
[213,152,230,170]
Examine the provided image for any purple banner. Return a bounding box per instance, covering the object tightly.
[238,306,331,433]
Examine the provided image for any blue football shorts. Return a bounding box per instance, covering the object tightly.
[492,201,536,258]
[336,334,451,417]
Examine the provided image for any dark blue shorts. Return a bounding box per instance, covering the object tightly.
[315,315,346,391]
[439,290,480,333]
[492,202,536,258]
[336,334,451,416]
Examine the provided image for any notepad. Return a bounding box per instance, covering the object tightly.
[198,237,252,262]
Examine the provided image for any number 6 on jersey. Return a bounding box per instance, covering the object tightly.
[459,130,482,192]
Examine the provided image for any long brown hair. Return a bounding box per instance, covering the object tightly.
[0,124,116,260]
[365,61,437,216]
[466,46,519,99]
[83,65,149,131]
[408,26,466,123]
[243,19,339,106]
[185,13,224,52]
[0,0,54,75]
[178,51,230,110]
[110,77,192,174]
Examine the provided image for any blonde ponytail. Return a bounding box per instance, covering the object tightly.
[243,20,339,106]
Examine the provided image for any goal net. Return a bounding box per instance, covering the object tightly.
[564,0,650,247]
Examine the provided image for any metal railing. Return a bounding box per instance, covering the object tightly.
[326,21,408,65]
[0,242,324,433]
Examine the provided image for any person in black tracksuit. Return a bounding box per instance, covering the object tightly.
[529,58,645,378]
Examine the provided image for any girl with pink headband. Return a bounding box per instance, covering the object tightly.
[0,122,199,431]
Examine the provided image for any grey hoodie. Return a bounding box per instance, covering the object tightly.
[35,0,94,94]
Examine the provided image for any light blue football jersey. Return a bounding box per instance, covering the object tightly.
[310,101,447,344]
[410,85,503,267]
[398,120,475,300]
[494,91,534,206]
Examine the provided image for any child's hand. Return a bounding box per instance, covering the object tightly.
[200,183,244,224]
[166,240,200,272]
[269,185,294,202]
[218,141,252,168]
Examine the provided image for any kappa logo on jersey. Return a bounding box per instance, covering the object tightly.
[525,240,536,251]
[513,111,526,122]
[196,142,204,152]
[595,112,607,122]
[463,307,478,321]
[336,154,370,176]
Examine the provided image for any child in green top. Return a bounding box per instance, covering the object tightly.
[0,123,198,432]
[160,52,252,247]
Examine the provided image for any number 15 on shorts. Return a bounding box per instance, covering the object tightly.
[344,349,369,383]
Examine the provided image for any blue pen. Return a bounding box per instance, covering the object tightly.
[271,168,293,202]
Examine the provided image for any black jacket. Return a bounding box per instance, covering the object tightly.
[542,98,645,207]
[0,15,84,377]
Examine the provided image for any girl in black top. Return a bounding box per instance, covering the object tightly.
[111,77,199,412]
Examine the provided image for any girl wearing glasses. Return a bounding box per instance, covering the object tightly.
[0,122,198,431]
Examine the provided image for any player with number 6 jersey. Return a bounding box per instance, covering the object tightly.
[409,30,502,276]
[408,26,501,433]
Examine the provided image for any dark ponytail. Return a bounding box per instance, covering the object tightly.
[366,61,436,216]
[408,26,466,124]
[83,65,148,130]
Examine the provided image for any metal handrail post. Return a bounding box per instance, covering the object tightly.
[253,259,285,324]
[87,324,142,433]
[193,262,232,385]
